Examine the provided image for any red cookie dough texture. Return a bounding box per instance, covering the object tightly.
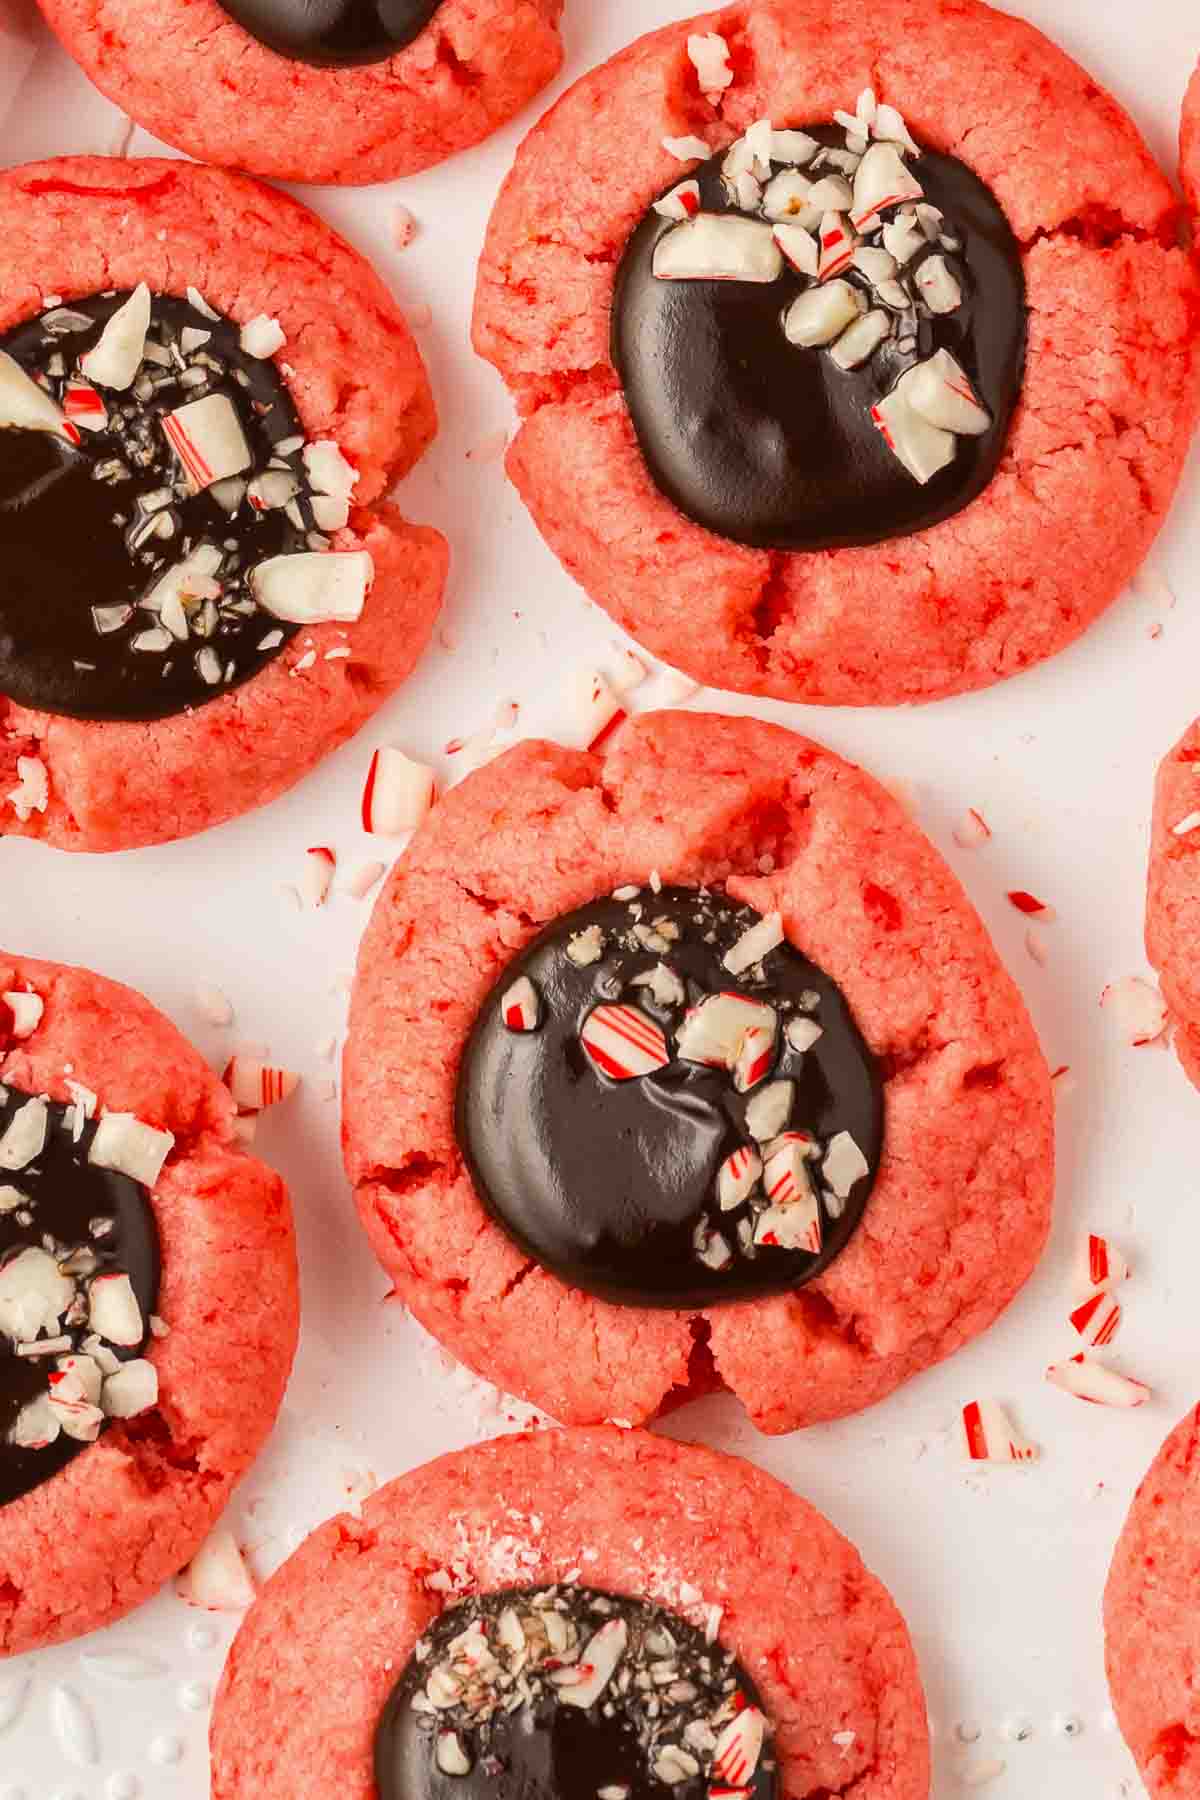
[343,711,1054,1432]
[211,1426,930,1799]
[473,0,1200,706]
[1105,1404,1200,1796]
[0,157,447,852]
[1146,718,1200,1088]
[1185,63,1200,213]
[36,0,563,186]
[0,953,298,1655]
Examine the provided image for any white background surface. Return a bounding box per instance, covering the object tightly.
[1,0,1199,1793]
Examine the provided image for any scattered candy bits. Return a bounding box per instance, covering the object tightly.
[176,1524,256,1612]
[1046,1354,1149,1409]
[960,1399,1038,1465]
[303,846,336,908]
[1069,1291,1122,1349]
[1079,1233,1130,1297]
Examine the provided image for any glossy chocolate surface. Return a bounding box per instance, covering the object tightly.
[219,0,442,67]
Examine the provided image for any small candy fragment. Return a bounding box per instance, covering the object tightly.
[961,1399,1038,1464]
[784,280,863,348]
[712,1708,766,1788]
[953,808,991,849]
[785,1015,823,1054]
[0,349,78,442]
[101,1357,159,1418]
[0,1246,73,1340]
[567,925,606,968]
[661,135,712,163]
[303,846,336,908]
[361,747,436,836]
[694,1221,733,1271]
[816,212,857,282]
[8,755,49,822]
[249,550,372,625]
[143,543,223,631]
[89,1113,174,1186]
[1046,1354,1149,1408]
[2,991,43,1039]
[822,1130,869,1200]
[1007,891,1055,921]
[744,1079,793,1141]
[1100,977,1167,1047]
[46,1366,104,1443]
[717,1145,762,1210]
[653,181,702,221]
[238,314,286,359]
[1070,1291,1122,1348]
[436,1733,472,1777]
[850,143,923,230]
[763,170,817,225]
[223,1057,300,1112]
[687,31,733,100]
[872,102,920,155]
[829,309,892,371]
[88,1271,144,1348]
[502,976,540,1033]
[177,1525,257,1612]
[723,912,784,976]
[581,1005,669,1081]
[733,1025,775,1092]
[760,1136,821,1254]
[1172,811,1200,837]
[901,349,989,436]
[558,1618,628,1708]
[772,221,819,278]
[0,1098,49,1171]
[914,254,962,314]
[303,440,359,533]
[676,992,777,1070]
[881,210,927,265]
[565,669,627,752]
[80,283,151,390]
[1079,1233,1130,1296]
[653,214,783,284]
[872,388,956,485]
[62,378,107,433]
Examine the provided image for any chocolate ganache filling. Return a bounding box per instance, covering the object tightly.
[612,100,1026,552]
[456,886,882,1309]
[376,1586,777,1800]
[219,0,443,66]
[0,286,357,724]
[0,1084,161,1508]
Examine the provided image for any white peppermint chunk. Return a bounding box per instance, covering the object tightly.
[882,211,927,266]
[8,755,49,822]
[143,542,224,631]
[724,912,784,975]
[830,309,892,371]
[0,1186,25,1213]
[872,102,920,155]
[653,214,783,284]
[0,349,73,440]
[850,142,923,230]
[88,1271,144,1348]
[80,283,151,391]
[914,254,962,314]
[631,963,687,1009]
[771,128,819,164]
[177,1524,257,1611]
[89,1112,175,1187]
[744,1078,794,1141]
[303,439,359,532]
[47,1364,105,1442]
[56,1352,102,1407]
[559,1619,628,1708]
[772,222,819,278]
[872,387,957,485]
[823,1130,869,1198]
[899,350,990,436]
[250,550,373,625]
[101,1357,159,1418]
[762,170,818,226]
[239,314,286,359]
[9,1393,60,1449]
[3,990,43,1038]
[163,393,252,493]
[784,280,863,348]
[785,1016,823,1054]
[0,1246,74,1342]
[806,174,853,212]
[0,1097,49,1171]
[686,32,733,97]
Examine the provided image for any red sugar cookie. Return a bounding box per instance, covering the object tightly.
[473,0,1200,707]
[210,1427,930,1799]
[0,158,446,853]
[343,710,1053,1433]
[1106,1405,1200,1796]
[0,952,298,1655]
[35,0,564,187]
[1147,719,1200,1088]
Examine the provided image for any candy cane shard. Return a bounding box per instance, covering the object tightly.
[581,1005,669,1081]
[1079,1233,1130,1297]
[723,913,784,976]
[653,180,702,221]
[2,991,43,1039]
[222,1057,300,1113]
[1046,1354,1149,1408]
[163,393,252,494]
[653,214,784,284]
[1007,890,1056,921]
[756,1137,822,1253]
[249,550,372,625]
[80,282,151,391]
[712,1708,766,1788]
[961,1399,1038,1464]
[850,142,924,231]
[676,992,777,1071]
[817,213,857,282]
[501,976,540,1033]
[62,378,108,433]
[565,668,627,752]
[88,1112,174,1186]
[717,1145,762,1210]
[1069,1291,1122,1348]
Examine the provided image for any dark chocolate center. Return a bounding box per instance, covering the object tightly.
[218,0,442,66]
[376,1586,777,1800]
[612,124,1026,552]
[0,289,315,723]
[456,887,882,1309]
[0,1085,160,1508]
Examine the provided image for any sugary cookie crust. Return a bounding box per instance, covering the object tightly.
[210,1427,930,1799]
[0,158,447,852]
[473,0,1200,706]
[1146,718,1200,1088]
[343,710,1054,1433]
[0,953,298,1656]
[36,0,564,186]
[1105,1404,1200,1796]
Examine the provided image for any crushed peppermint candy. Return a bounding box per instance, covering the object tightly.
[960,1399,1038,1464]
[1100,976,1168,1047]
[223,1056,300,1114]
[1078,1233,1129,1297]
[1046,1355,1150,1409]
[362,746,437,837]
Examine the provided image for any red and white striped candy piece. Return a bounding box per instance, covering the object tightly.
[652,214,783,284]
[565,668,628,753]
[872,390,955,485]
[817,212,857,282]
[80,282,150,391]
[744,1079,794,1143]
[676,992,776,1071]
[581,1004,669,1081]
[1046,1354,1149,1409]
[717,1145,762,1211]
[62,378,108,432]
[502,976,540,1033]
[1070,1291,1122,1349]
[732,1025,775,1093]
[900,350,989,436]
[223,1056,300,1113]
[772,221,819,278]
[1100,977,1167,1047]
[653,180,702,221]
[163,393,253,494]
[1007,890,1056,922]
[757,1137,821,1253]
[961,1399,1038,1464]
[304,846,336,908]
[362,747,436,836]
[850,142,923,231]
[712,1707,766,1788]
[723,912,784,977]
[1079,1233,1130,1297]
